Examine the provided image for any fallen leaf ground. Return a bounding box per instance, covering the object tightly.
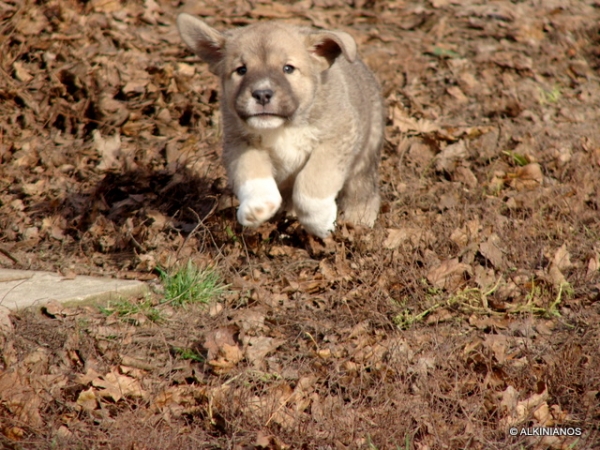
[1,0,600,448]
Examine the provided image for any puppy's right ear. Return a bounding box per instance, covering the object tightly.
[177,14,225,73]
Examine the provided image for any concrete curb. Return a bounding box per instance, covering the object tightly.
[0,269,148,332]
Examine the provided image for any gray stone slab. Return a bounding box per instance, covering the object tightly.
[0,269,148,312]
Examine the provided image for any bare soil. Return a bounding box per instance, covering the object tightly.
[1,0,600,448]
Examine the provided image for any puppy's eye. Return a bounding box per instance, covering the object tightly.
[283,64,295,74]
[235,66,247,76]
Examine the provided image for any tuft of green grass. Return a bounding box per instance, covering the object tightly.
[503,150,529,167]
[538,85,561,105]
[431,46,461,59]
[224,225,239,243]
[393,278,574,330]
[99,297,162,324]
[173,347,204,362]
[157,261,227,307]
[521,280,573,319]
[393,301,441,330]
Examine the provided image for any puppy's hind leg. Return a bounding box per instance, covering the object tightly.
[339,104,383,228]
[338,160,380,228]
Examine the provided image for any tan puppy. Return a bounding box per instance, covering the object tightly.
[177,14,384,238]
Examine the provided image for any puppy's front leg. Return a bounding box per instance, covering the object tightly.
[228,148,282,228]
[293,148,347,239]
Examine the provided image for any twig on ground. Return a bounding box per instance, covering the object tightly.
[0,246,19,265]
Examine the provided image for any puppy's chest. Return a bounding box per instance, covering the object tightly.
[258,126,317,182]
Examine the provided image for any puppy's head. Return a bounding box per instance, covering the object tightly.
[177,15,357,131]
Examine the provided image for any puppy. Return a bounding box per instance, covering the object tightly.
[177,14,384,238]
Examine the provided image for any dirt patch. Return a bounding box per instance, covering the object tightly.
[1,0,600,448]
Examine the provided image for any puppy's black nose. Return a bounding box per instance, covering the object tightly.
[252,89,273,105]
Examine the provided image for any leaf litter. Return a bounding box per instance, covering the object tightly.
[1,0,600,448]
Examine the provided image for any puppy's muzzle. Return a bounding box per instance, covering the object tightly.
[252,89,274,106]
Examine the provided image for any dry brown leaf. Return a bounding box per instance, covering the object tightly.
[509,163,543,190]
[288,376,317,411]
[209,343,244,374]
[122,78,149,95]
[55,426,73,440]
[435,140,468,173]
[250,3,293,19]
[317,348,332,359]
[548,265,566,288]
[75,368,103,386]
[450,219,481,248]
[0,370,44,428]
[454,166,478,188]
[269,245,297,257]
[391,105,439,134]
[151,386,185,412]
[42,300,75,317]
[12,62,34,83]
[450,219,481,247]
[492,51,533,71]
[91,0,121,13]
[0,308,13,334]
[22,348,50,374]
[76,387,98,412]
[150,385,207,418]
[447,85,468,103]
[234,308,266,334]
[146,210,169,229]
[93,130,122,171]
[141,0,162,24]
[533,402,553,426]
[407,139,435,167]
[203,325,240,360]
[499,385,519,425]
[249,383,297,429]
[243,336,285,366]
[586,252,599,281]
[255,430,273,447]
[427,258,472,291]
[99,95,125,113]
[546,244,572,288]
[318,259,337,281]
[471,265,496,295]
[120,355,156,372]
[22,179,45,196]
[383,227,434,250]
[2,426,25,441]
[353,342,389,366]
[511,18,545,46]
[483,334,510,364]
[501,383,550,428]
[468,314,509,330]
[479,233,506,269]
[15,8,48,35]
[92,371,146,402]
[552,243,572,272]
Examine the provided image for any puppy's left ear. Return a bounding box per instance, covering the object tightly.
[307,30,357,69]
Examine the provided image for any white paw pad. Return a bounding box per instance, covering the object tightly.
[236,178,282,227]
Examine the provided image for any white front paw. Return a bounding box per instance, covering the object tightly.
[238,197,281,227]
[294,193,337,239]
[236,178,282,227]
